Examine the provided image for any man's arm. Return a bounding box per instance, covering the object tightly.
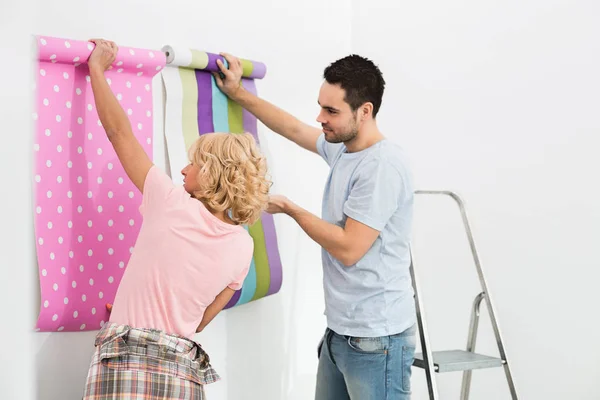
[196,287,236,333]
[213,53,322,154]
[268,195,380,267]
[88,39,153,193]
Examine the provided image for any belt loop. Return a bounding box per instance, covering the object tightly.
[325,329,338,366]
[119,326,132,351]
[194,342,210,368]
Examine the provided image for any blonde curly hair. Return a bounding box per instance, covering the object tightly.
[188,132,271,226]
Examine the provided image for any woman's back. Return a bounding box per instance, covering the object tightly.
[109,166,253,338]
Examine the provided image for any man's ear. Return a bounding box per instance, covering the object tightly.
[360,102,373,121]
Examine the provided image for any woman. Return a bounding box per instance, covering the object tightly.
[82,39,271,399]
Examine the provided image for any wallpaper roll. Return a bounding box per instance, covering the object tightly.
[161,59,282,310]
[33,35,166,332]
[161,45,267,80]
[223,79,283,307]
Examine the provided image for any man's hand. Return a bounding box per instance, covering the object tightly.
[266,194,290,215]
[88,39,118,73]
[212,52,244,99]
[267,195,381,267]
[210,52,321,154]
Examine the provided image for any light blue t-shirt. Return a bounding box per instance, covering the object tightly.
[316,134,416,337]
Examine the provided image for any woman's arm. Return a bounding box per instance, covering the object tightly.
[88,38,153,193]
[196,287,236,333]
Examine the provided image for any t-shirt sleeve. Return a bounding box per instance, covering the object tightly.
[228,264,250,291]
[228,238,254,290]
[316,133,344,166]
[139,165,178,216]
[343,157,404,231]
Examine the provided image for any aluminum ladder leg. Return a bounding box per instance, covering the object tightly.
[410,190,518,399]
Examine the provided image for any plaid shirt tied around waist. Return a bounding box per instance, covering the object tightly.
[83,322,220,399]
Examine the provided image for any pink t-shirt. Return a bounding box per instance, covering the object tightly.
[108,165,253,338]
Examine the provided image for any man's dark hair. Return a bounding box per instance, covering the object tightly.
[323,54,385,118]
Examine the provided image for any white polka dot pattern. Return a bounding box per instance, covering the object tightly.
[33,36,166,332]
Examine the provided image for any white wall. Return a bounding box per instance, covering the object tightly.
[353,0,600,399]
[0,1,36,399]
[3,0,598,399]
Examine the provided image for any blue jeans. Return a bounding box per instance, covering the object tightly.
[315,324,417,400]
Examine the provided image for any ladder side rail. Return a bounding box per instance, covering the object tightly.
[409,245,439,399]
[415,190,519,399]
[460,292,485,400]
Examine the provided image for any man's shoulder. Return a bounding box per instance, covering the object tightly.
[359,140,412,175]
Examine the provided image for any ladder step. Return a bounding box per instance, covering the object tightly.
[413,350,505,373]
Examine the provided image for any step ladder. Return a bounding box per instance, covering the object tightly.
[409,190,518,399]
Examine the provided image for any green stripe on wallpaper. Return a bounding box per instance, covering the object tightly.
[249,218,270,300]
[227,97,244,134]
[179,68,199,151]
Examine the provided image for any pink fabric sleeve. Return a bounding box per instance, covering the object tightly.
[228,265,250,290]
[228,239,253,290]
[139,165,178,216]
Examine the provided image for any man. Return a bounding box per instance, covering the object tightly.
[214,53,416,399]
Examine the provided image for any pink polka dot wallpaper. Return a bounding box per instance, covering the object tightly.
[33,36,166,332]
